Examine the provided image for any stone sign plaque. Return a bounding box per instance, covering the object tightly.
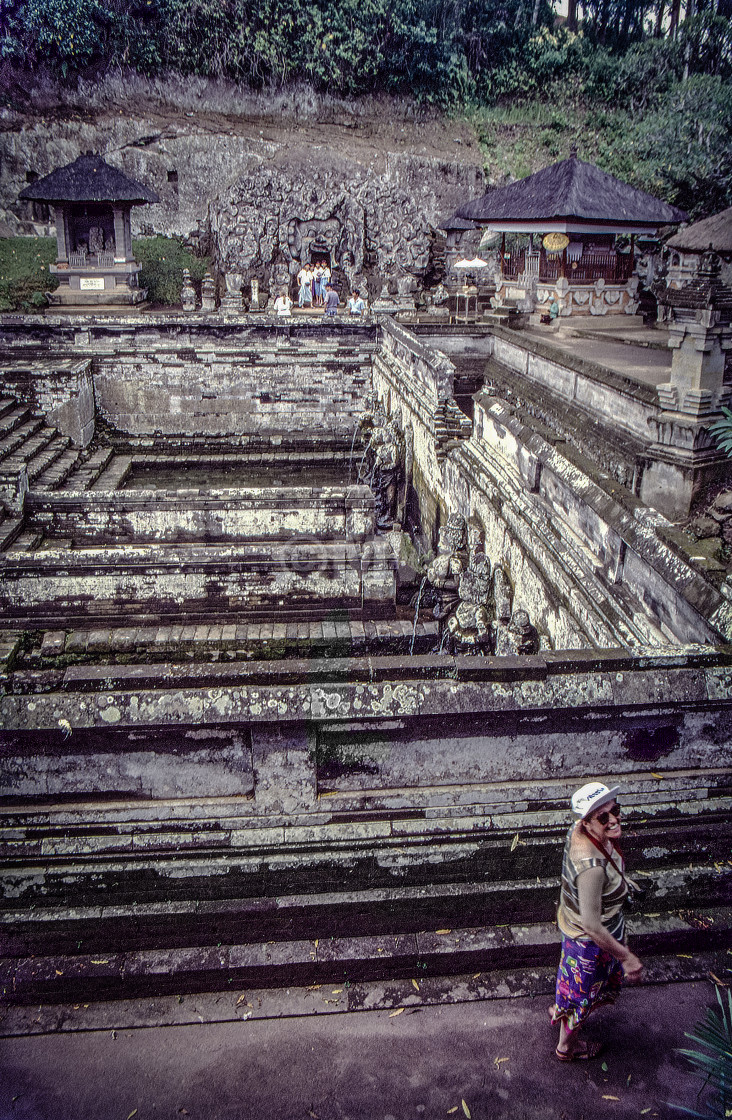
[80,278,105,291]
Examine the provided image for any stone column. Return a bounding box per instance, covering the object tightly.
[112,207,132,263]
[641,255,732,519]
[54,205,69,263]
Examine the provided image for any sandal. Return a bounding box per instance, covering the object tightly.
[555,1041,603,1062]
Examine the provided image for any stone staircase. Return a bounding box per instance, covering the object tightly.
[0,393,80,501]
[1,799,729,1005]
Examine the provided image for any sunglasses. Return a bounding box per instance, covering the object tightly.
[594,803,621,826]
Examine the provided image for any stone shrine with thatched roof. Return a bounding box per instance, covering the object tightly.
[18,152,160,308]
[451,147,686,318]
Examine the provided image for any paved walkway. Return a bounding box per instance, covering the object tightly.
[0,980,720,1119]
[522,319,672,388]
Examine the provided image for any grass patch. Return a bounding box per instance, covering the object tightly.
[133,236,212,307]
[0,237,58,312]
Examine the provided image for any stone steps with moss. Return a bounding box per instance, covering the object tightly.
[2,903,729,1006]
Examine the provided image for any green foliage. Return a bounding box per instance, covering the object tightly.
[132,236,211,307]
[708,408,732,461]
[670,985,732,1118]
[0,237,57,312]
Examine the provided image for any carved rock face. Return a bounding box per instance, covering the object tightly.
[210,162,433,299]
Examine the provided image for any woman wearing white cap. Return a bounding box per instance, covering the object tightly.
[551,782,643,1061]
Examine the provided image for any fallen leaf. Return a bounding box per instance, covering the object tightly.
[494,1057,509,1068]
[412,979,420,990]
[602,1096,620,1101]
[676,954,693,959]
[435,929,451,935]
[710,972,729,986]
[472,973,481,979]
[510,833,520,852]
[650,772,664,779]
[314,939,319,947]
[331,989,343,994]
[73,1004,80,1010]
[462,1100,471,1118]
[602,1061,609,1071]
[389,1007,405,1017]
[447,1109,458,1115]
[91,960,109,965]
[306,985,321,991]
[641,1109,651,1115]
[55,970,63,976]
[308,1111,319,1120]
[627,1074,632,1086]
[236,994,249,1005]
[127,1112,138,1120]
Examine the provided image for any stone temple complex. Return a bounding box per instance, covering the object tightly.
[0,133,731,1030]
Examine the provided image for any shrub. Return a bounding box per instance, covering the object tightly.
[133,236,211,307]
[0,237,58,312]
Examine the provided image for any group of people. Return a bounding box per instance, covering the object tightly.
[273,269,367,319]
[297,260,331,307]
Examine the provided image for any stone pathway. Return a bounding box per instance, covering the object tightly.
[0,978,723,1118]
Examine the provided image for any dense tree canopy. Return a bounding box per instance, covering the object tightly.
[1,0,730,214]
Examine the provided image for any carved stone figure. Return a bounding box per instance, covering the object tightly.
[492,609,540,656]
[201,272,217,312]
[358,405,405,532]
[445,553,493,653]
[426,513,470,637]
[180,268,197,313]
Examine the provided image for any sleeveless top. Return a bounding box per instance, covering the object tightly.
[557,825,627,942]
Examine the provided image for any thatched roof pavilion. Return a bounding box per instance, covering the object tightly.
[455,148,686,234]
[19,152,159,206]
[18,153,159,308]
[666,207,732,254]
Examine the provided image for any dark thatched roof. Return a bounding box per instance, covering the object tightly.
[436,213,478,231]
[455,151,686,228]
[666,207,732,254]
[18,153,160,205]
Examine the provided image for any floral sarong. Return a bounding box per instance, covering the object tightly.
[553,934,623,1031]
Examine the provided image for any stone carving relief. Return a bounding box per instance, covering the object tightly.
[210,162,435,309]
[424,512,539,655]
[357,399,406,532]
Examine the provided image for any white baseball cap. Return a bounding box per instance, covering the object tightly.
[571,782,620,819]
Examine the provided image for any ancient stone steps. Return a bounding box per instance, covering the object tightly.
[88,454,131,491]
[0,416,45,460]
[2,905,729,1006]
[59,446,114,491]
[4,528,43,554]
[2,861,729,959]
[20,620,439,664]
[33,448,82,492]
[0,404,33,439]
[0,515,24,552]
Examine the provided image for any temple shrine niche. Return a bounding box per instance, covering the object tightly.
[18,152,159,308]
[451,147,686,317]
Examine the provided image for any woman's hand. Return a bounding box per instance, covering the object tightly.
[622,951,643,982]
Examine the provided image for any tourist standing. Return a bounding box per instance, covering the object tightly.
[324,284,339,317]
[298,265,312,308]
[551,782,643,1061]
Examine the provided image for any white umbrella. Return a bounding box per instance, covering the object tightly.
[454,257,488,269]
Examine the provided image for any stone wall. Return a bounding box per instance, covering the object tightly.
[0,357,95,447]
[27,486,375,544]
[376,324,728,649]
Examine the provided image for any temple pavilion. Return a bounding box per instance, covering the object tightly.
[452,146,686,317]
[18,152,160,308]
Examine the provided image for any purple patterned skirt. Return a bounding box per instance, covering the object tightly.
[553,934,623,1031]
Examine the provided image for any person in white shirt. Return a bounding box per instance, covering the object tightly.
[273,288,293,317]
[347,289,366,316]
[298,266,312,307]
